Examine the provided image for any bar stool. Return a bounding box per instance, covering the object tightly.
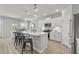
[13,32,18,47]
[13,32,23,48]
[21,34,33,54]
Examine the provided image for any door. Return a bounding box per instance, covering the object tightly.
[62,16,72,49]
[73,13,79,54]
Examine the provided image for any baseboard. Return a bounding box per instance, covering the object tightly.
[49,39,61,43]
[26,44,47,54]
[33,47,47,54]
[61,43,70,49]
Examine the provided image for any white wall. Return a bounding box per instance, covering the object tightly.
[0,16,3,37]
[72,4,79,14]
[62,5,72,48]
[0,16,23,38]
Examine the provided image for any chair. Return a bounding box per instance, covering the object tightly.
[21,34,33,54]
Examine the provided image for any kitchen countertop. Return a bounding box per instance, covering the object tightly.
[21,31,48,36]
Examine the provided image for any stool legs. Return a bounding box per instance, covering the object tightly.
[30,40,33,54]
[21,42,26,54]
[14,37,18,49]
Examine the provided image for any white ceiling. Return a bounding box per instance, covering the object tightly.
[0,4,71,19]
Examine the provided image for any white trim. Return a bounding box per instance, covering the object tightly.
[33,47,47,53]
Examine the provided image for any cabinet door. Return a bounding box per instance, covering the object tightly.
[50,31,61,42]
[55,32,61,42]
[40,34,48,49]
[50,31,56,40]
[32,36,41,49]
[77,42,79,53]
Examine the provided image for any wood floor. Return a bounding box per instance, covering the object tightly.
[0,38,71,54]
[43,40,71,54]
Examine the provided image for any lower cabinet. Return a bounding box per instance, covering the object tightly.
[32,34,48,51]
[50,31,62,42]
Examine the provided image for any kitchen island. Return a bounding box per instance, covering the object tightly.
[21,31,48,53]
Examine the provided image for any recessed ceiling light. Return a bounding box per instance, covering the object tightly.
[12,24,15,26]
[43,13,47,16]
[27,12,30,15]
[34,14,38,17]
[34,8,38,12]
[56,9,59,12]
[24,18,27,21]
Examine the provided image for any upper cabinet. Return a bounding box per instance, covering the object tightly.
[38,17,63,31]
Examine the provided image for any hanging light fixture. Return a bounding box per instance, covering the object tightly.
[23,4,39,19]
[34,4,38,12]
[33,4,38,18]
[25,10,30,15]
[23,10,30,21]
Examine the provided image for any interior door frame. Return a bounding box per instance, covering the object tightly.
[73,14,77,54]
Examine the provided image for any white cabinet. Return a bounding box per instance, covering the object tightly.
[50,31,62,42]
[21,31,48,53]
[32,34,48,50]
[77,39,79,54]
[26,32,48,53]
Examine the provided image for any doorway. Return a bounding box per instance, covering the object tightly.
[73,13,79,54]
